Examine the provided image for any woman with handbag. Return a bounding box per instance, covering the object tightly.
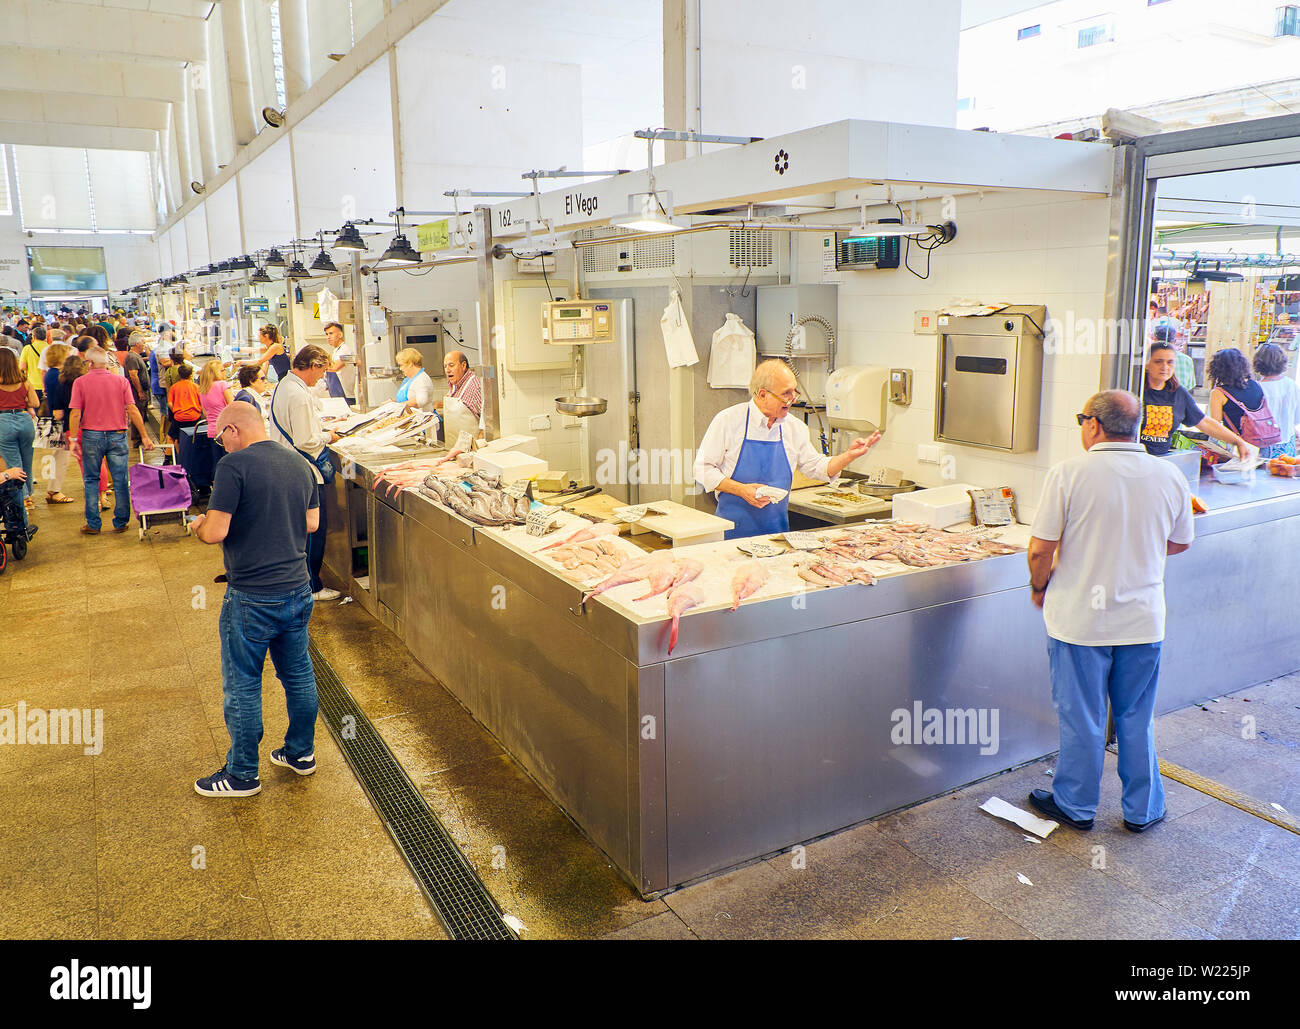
[39,342,74,504]
[1207,347,1280,453]
[0,349,38,518]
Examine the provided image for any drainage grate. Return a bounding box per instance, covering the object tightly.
[308,639,515,941]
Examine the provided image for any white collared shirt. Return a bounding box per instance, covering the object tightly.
[1030,441,1194,646]
[693,399,834,494]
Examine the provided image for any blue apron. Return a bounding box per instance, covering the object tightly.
[324,370,347,398]
[395,376,414,403]
[715,408,793,540]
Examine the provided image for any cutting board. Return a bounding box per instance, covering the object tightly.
[629,500,733,547]
[534,491,632,534]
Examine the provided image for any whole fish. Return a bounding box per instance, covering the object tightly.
[540,521,620,551]
[671,558,704,587]
[729,561,769,611]
[633,560,684,602]
[666,584,706,655]
[798,566,837,588]
[581,555,671,603]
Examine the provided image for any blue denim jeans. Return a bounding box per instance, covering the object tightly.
[1047,638,1166,825]
[219,583,318,780]
[80,429,130,531]
[0,411,35,526]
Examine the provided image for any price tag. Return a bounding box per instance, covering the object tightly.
[526,505,563,537]
[501,479,530,500]
[612,505,649,523]
[454,430,474,453]
[755,485,788,501]
[647,502,674,515]
[737,541,785,558]
[783,531,824,551]
[864,466,903,487]
[968,487,1017,527]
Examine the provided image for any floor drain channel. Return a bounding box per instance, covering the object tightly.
[308,639,516,941]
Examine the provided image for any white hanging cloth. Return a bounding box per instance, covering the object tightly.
[660,289,699,368]
[707,312,757,389]
[316,286,339,323]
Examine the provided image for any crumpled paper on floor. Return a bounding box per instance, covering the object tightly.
[980,795,1058,839]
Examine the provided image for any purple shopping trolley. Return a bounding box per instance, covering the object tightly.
[128,450,193,540]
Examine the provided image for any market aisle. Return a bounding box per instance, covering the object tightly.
[0,460,444,940]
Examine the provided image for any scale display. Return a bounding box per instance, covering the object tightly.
[540,299,614,344]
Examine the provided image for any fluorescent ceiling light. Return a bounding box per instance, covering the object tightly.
[610,192,684,234]
[842,220,932,241]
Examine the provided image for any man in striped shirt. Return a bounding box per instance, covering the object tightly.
[434,350,483,441]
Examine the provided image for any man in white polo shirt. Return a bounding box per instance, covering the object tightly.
[1026,389,1194,833]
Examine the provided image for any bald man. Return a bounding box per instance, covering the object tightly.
[1026,389,1193,833]
[434,349,483,442]
[190,400,322,798]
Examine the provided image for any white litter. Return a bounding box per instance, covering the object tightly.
[980,796,1059,839]
[1022,835,1041,845]
[1017,874,1033,886]
[1271,803,1287,813]
[339,596,354,605]
[502,914,526,934]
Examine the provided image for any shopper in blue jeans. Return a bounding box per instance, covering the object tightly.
[68,347,155,532]
[1026,390,1193,832]
[190,402,320,797]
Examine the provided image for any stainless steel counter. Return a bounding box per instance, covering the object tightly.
[323,450,1300,895]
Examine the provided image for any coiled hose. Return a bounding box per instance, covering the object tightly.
[784,314,835,454]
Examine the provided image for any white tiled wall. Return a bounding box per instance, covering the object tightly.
[799,188,1113,518]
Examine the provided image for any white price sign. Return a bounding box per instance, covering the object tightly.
[612,505,649,523]
[526,505,563,537]
[783,531,824,551]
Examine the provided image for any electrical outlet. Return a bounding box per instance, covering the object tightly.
[442,308,460,323]
[914,310,938,335]
[528,414,551,431]
[917,444,941,464]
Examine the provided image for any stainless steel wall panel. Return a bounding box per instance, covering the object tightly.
[662,589,1056,885]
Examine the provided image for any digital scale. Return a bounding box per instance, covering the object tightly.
[540,299,615,344]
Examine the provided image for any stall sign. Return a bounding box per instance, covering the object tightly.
[417,220,451,253]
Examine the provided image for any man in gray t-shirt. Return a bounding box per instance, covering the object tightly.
[190,402,322,797]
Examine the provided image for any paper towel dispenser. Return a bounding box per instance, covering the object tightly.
[826,365,889,433]
[934,306,1045,453]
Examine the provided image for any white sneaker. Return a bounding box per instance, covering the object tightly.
[312,588,343,602]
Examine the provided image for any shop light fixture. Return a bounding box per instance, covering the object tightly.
[609,192,684,234]
[840,206,958,244]
[311,248,338,273]
[230,255,255,271]
[264,248,286,268]
[283,248,311,279]
[249,266,272,284]
[331,222,367,251]
[378,233,421,265]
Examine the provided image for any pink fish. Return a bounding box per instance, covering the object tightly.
[632,560,681,602]
[540,521,620,551]
[581,555,673,603]
[729,561,769,611]
[666,584,706,655]
[671,559,704,587]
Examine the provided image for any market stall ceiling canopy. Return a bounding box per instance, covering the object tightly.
[487,119,1114,238]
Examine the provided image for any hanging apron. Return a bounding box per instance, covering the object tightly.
[715,408,793,540]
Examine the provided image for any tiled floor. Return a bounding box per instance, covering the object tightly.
[0,454,443,940]
[3,442,1298,939]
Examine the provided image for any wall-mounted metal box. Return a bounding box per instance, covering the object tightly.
[934,306,1046,453]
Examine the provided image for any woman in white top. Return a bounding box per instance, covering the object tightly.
[1253,342,1300,459]
[395,347,437,413]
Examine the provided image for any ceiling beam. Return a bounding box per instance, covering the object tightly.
[0,89,172,132]
[0,47,186,104]
[0,120,160,151]
[10,0,206,64]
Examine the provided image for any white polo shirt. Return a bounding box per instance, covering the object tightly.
[1030,441,1194,646]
